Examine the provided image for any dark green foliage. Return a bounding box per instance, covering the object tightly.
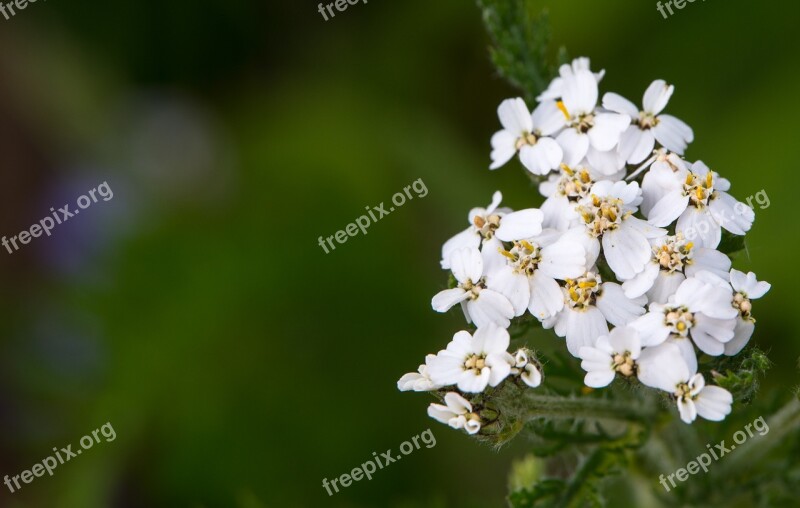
[477,0,562,103]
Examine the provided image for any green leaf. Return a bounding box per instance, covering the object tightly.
[477,0,560,103]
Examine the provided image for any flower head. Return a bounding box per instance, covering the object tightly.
[427,392,482,434]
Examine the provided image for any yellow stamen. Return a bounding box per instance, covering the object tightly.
[499,249,516,260]
[560,163,574,176]
[578,281,597,289]
[706,172,713,188]
[556,101,570,120]
[520,240,535,251]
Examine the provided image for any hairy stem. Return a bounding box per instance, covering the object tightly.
[512,392,658,423]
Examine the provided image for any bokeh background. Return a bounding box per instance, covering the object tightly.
[0,0,798,506]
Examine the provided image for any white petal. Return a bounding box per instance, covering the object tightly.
[695,386,732,421]
[496,209,545,242]
[427,404,456,425]
[602,224,652,281]
[691,314,736,355]
[528,271,565,320]
[678,397,697,424]
[709,192,754,236]
[602,92,639,117]
[620,126,656,165]
[608,326,642,358]
[467,290,515,328]
[464,419,481,435]
[520,138,563,175]
[488,267,530,316]
[687,248,732,280]
[521,364,543,387]
[450,247,484,284]
[497,98,533,134]
[561,68,598,115]
[677,208,721,249]
[486,353,514,386]
[585,369,616,388]
[564,306,608,357]
[630,310,671,347]
[623,262,660,299]
[490,130,518,170]
[556,129,590,167]
[532,100,567,136]
[457,368,491,393]
[643,80,673,115]
[432,288,470,313]
[441,228,480,269]
[647,190,690,227]
[587,113,630,151]
[474,323,511,356]
[646,271,685,304]
[724,319,754,356]
[444,392,472,414]
[596,282,646,327]
[653,115,694,154]
[586,145,626,175]
[538,240,587,280]
[667,336,698,374]
[636,342,689,392]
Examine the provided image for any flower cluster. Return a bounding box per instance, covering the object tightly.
[399,57,770,432]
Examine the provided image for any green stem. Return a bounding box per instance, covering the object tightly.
[513,393,658,423]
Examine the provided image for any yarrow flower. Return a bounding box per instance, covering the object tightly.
[427,392,482,434]
[603,80,694,164]
[403,56,770,435]
[490,98,565,175]
[637,343,733,424]
[427,325,515,393]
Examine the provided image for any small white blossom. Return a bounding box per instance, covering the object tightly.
[554,66,630,175]
[440,191,544,269]
[603,80,694,164]
[511,349,543,388]
[490,98,565,175]
[428,325,515,393]
[543,271,646,357]
[724,270,771,356]
[427,392,482,434]
[397,354,440,392]
[644,161,754,248]
[432,247,516,328]
[537,57,605,102]
[578,326,642,388]
[621,233,732,302]
[575,180,666,280]
[632,273,739,357]
[637,343,733,424]
[484,229,587,320]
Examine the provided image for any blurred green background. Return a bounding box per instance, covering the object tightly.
[0,0,797,506]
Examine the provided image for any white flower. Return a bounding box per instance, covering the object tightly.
[554,66,630,175]
[397,354,440,392]
[631,273,739,356]
[724,270,771,356]
[575,180,666,280]
[637,343,733,424]
[603,80,694,164]
[537,57,605,102]
[432,247,516,328]
[578,326,642,388]
[543,271,646,357]
[511,349,543,388]
[539,163,622,231]
[621,233,732,302]
[427,392,482,434]
[427,325,515,393]
[440,191,544,269]
[490,98,565,175]
[484,229,587,320]
[644,161,754,248]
